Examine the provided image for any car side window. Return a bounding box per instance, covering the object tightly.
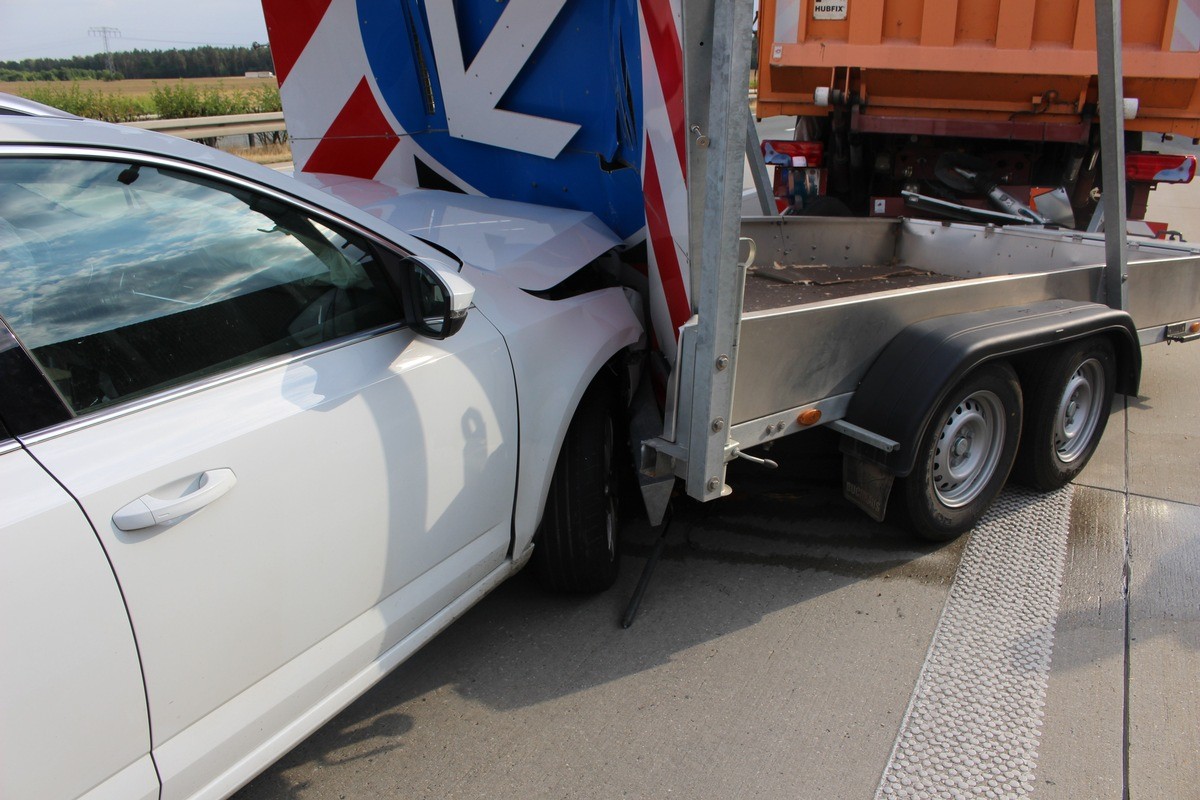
[0,157,402,415]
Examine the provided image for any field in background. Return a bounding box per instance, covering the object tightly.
[0,77,283,125]
[0,76,278,97]
[2,76,290,163]
[227,142,292,165]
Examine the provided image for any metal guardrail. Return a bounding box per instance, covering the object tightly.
[123,111,286,140]
[125,97,763,141]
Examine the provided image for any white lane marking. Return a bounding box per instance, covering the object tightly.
[876,486,1074,799]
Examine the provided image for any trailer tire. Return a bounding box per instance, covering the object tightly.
[534,382,622,594]
[902,363,1023,541]
[1014,338,1115,491]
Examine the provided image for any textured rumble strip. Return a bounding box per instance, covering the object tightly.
[877,486,1074,799]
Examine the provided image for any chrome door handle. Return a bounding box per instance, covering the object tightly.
[113,468,237,531]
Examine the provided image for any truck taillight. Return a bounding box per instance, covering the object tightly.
[1125,153,1197,183]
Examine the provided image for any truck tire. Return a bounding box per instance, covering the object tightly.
[902,363,1023,541]
[1013,338,1115,491]
[533,382,621,593]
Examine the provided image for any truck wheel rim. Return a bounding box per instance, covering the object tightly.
[932,390,1005,508]
[1054,357,1104,463]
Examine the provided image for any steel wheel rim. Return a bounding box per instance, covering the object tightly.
[932,390,1006,508]
[1054,357,1104,463]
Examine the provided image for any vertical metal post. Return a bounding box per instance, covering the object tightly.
[683,0,755,501]
[747,108,778,215]
[1095,0,1128,310]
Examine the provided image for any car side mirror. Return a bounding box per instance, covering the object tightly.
[400,258,474,339]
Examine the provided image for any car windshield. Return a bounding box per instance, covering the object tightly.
[0,156,397,414]
[0,158,370,351]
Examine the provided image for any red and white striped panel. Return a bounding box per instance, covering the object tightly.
[638,0,692,364]
[263,0,475,190]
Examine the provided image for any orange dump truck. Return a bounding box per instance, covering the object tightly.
[756,0,1200,232]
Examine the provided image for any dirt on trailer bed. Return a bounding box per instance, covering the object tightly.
[743,262,962,312]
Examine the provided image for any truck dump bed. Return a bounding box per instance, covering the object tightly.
[758,0,1200,137]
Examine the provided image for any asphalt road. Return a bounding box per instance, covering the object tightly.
[236,128,1199,800]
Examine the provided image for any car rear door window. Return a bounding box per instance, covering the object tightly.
[0,157,402,415]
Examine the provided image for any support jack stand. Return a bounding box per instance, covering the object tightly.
[621,503,674,629]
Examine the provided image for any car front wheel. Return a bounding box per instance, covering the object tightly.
[533,381,622,593]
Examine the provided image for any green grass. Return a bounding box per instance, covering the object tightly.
[16,83,151,122]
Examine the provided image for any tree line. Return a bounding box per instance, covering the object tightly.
[1,46,275,82]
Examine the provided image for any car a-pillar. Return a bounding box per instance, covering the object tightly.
[838,301,1139,541]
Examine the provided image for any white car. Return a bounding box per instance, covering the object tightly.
[0,98,642,800]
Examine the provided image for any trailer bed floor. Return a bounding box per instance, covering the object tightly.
[743,263,962,312]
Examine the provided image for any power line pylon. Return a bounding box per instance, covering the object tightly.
[88,27,121,72]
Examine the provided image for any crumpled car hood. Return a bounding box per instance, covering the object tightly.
[301,172,622,292]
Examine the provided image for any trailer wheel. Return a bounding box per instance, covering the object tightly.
[903,363,1023,541]
[1014,338,1115,491]
[533,382,622,593]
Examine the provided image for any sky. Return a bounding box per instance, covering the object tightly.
[0,0,270,61]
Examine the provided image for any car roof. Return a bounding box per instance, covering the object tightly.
[0,92,80,118]
[0,113,620,289]
[0,113,457,268]
[0,112,312,194]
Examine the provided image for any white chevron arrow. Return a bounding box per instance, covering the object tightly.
[426,0,582,159]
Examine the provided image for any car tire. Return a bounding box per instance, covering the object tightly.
[902,362,1023,542]
[534,381,622,593]
[1013,338,1115,491]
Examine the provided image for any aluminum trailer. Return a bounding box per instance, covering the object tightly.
[640,0,1200,540]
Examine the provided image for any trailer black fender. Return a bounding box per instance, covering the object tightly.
[841,299,1140,478]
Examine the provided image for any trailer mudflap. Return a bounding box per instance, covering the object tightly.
[842,452,895,523]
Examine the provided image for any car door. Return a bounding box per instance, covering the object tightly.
[0,403,158,800]
[0,153,517,800]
